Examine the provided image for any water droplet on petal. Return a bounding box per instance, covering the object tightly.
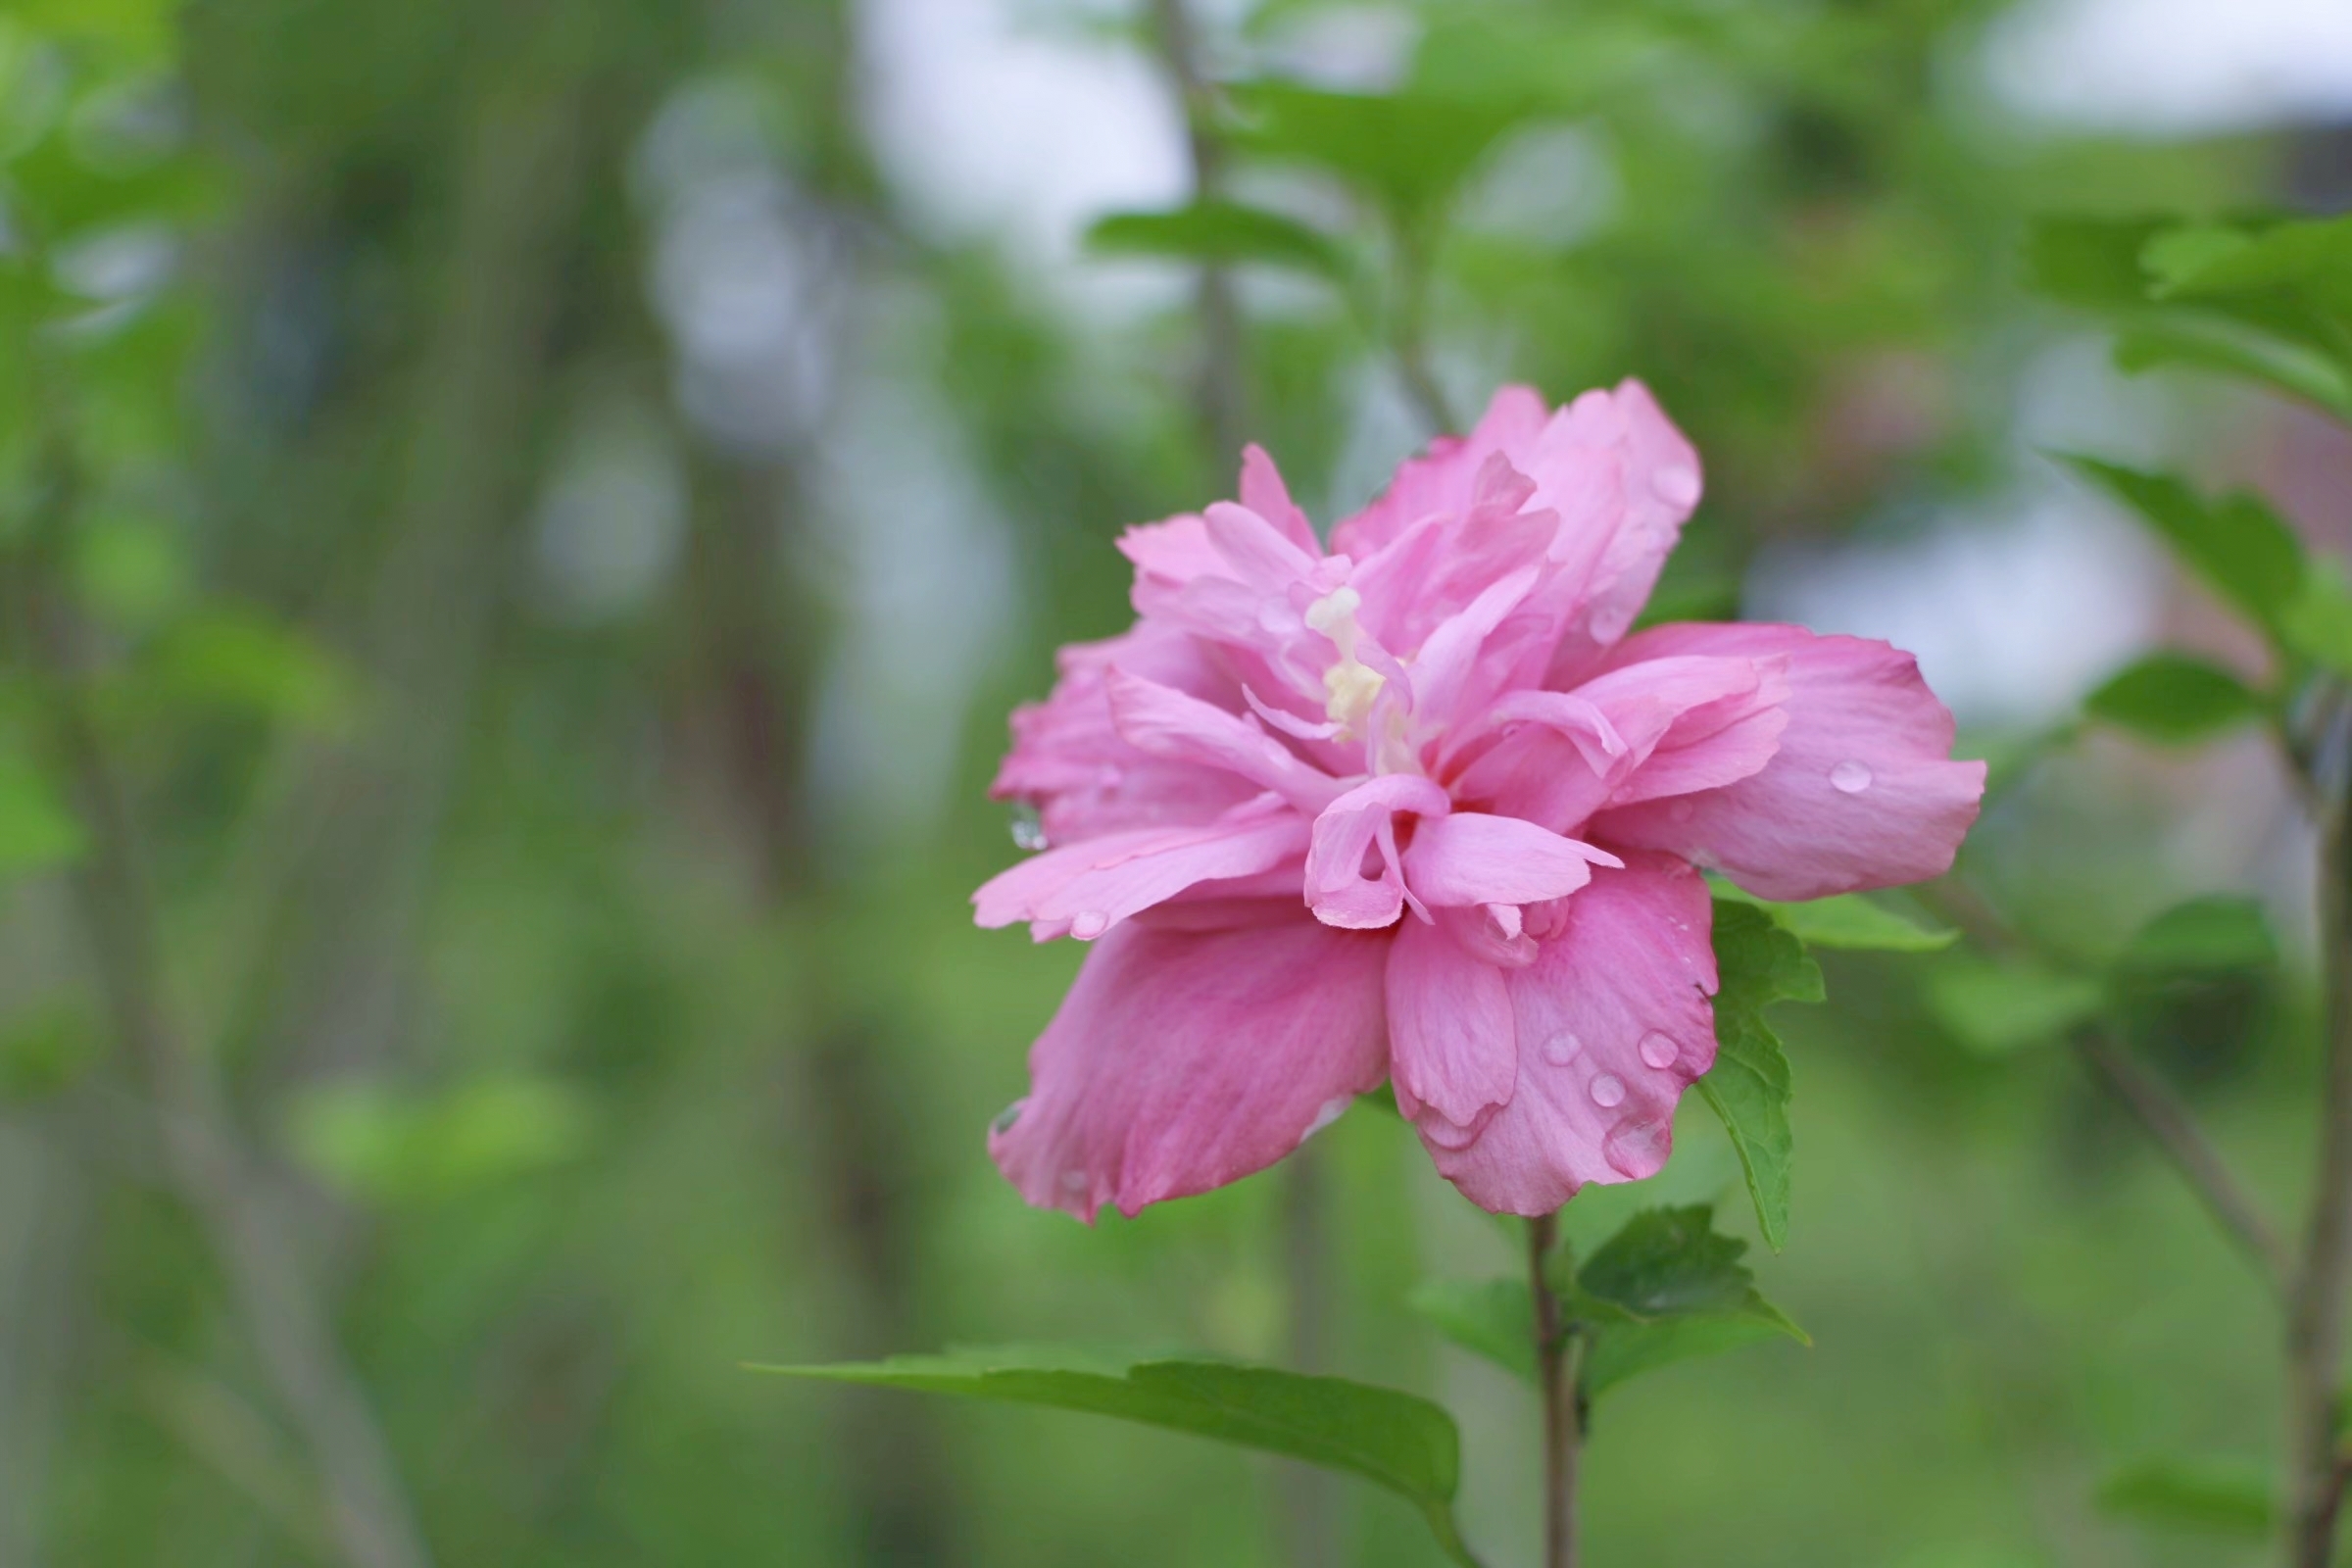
[1059,1169,1090,1195]
[1651,466,1702,509]
[1009,804,1049,852]
[1589,1072,1626,1108]
[1830,760,1874,794]
[1070,910,1110,940]
[1542,1030,1584,1066]
[990,1100,1025,1136]
[1667,799,1695,824]
[1602,1116,1672,1178]
[1415,1110,1477,1150]
[1638,1031,1679,1070]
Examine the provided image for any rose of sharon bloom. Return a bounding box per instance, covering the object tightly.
[976,382,1984,1219]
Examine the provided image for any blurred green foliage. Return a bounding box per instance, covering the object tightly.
[0,0,2336,1564]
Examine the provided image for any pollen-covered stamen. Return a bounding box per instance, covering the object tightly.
[1305,585,1386,735]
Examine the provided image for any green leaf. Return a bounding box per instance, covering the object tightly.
[2111,319,2352,422]
[2025,217,2352,417]
[1085,200,1348,280]
[1406,1277,1536,1383]
[2096,1457,2272,1540]
[141,610,356,730]
[1572,1206,1806,1400]
[2057,457,2305,634]
[0,748,85,878]
[285,1075,595,1204]
[2082,653,2267,744]
[1927,958,2102,1056]
[2281,559,2352,676]
[1223,80,1521,230]
[1698,901,1820,1250]
[2143,215,2352,319]
[2118,896,2277,974]
[2024,216,2170,311]
[754,1349,1484,1568]
[0,1002,102,1102]
[1713,882,1957,952]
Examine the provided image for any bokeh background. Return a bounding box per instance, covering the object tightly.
[3,0,2351,1564]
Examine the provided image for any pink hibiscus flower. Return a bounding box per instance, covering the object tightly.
[977,383,1984,1219]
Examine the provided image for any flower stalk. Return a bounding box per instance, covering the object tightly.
[2286,685,2352,1568]
[1529,1212,1582,1568]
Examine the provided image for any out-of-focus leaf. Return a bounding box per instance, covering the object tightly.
[73,511,187,628]
[1085,201,1348,280]
[2057,458,2305,634]
[2096,1457,2272,1540]
[1715,882,1957,952]
[2082,653,2266,744]
[754,1349,1483,1568]
[1223,80,1522,229]
[2281,560,2352,676]
[2027,216,2352,417]
[2111,320,2352,421]
[1928,959,2101,1055]
[0,749,85,878]
[1697,902,1820,1250]
[2024,216,2170,310]
[285,1075,595,1204]
[1572,1206,1806,1399]
[0,1002,102,1102]
[2143,215,2352,318]
[2118,896,2277,974]
[1407,1277,1536,1383]
[142,610,355,729]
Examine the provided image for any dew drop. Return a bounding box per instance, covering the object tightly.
[1541,1030,1584,1066]
[1667,799,1695,824]
[1602,1116,1672,1178]
[1638,1031,1679,1070]
[990,1100,1025,1136]
[1421,1115,1480,1151]
[1651,465,1702,509]
[1589,1072,1626,1108]
[1830,759,1874,794]
[1070,910,1110,940]
[1058,1169,1090,1195]
[1008,803,1049,852]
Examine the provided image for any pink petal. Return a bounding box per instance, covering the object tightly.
[1418,851,1718,1214]
[1305,774,1450,930]
[1204,501,1319,592]
[1330,385,1551,559]
[1103,668,1346,815]
[1444,655,1783,835]
[1117,512,1226,588]
[1402,564,1542,734]
[974,798,1309,939]
[1386,912,1516,1133]
[1592,623,1986,900]
[991,913,1391,1220]
[1401,812,1617,907]
[993,621,1257,843]
[1239,444,1320,556]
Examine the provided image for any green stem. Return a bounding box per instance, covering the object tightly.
[1529,1212,1581,1568]
[2286,686,2352,1567]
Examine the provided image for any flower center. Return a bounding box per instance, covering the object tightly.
[1305,586,1385,735]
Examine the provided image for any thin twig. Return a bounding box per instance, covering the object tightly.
[2285,686,2352,1567]
[30,612,433,1568]
[1148,0,1247,466]
[1916,877,2293,1293]
[2072,1026,2291,1292]
[1528,1212,1580,1568]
